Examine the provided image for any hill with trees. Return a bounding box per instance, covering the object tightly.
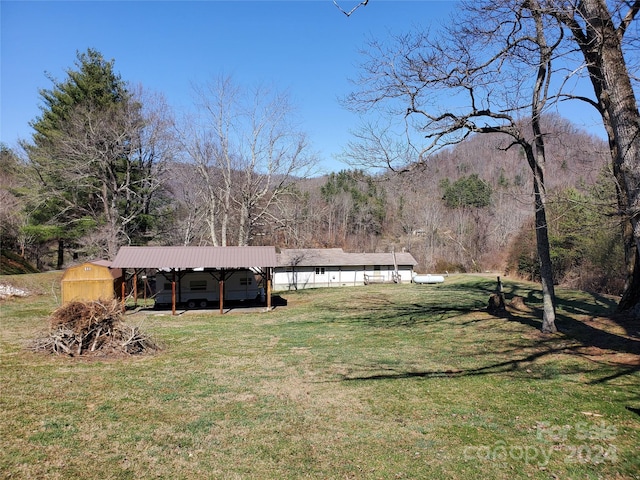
[2,111,620,293]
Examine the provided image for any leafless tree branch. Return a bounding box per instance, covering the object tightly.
[333,0,369,17]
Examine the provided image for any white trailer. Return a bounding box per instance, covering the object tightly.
[154,269,262,309]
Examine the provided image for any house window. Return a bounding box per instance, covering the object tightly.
[315,267,325,275]
[190,280,207,291]
[240,277,253,286]
[374,265,381,271]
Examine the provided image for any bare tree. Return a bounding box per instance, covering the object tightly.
[344,0,567,331]
[38,101,140,257]
[20,50,175,263]
[180,75,317,246]
[168,163,210,246]
[130,86,176,237]
[0,145,27,255]
[333,0,369,17]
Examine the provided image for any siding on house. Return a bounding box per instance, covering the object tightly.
[273,249,417,290]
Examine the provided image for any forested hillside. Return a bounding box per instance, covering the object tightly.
[252,114,621,294]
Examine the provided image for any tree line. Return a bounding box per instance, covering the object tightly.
[2,50,315,268]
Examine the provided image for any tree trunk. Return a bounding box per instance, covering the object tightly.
[533,177,557,332]
[619,239,640,313]
[523,142,557,333]
[238,201,250,246]
[595,8,640,315]
[56,239,64,270]
[566,0,640,316]
[530,2,557,333]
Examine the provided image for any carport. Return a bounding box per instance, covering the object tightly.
[111,246,278,314]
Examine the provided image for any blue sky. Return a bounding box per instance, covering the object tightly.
[1,0,457,173]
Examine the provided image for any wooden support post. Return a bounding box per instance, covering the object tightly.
[267,274,272,310]
[172,282,176,316]
[142,275,148,307]
[219,279,224,315]
[133,272,138,307]
[121,281,126,312]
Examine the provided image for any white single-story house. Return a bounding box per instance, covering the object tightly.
[273,248,418,291]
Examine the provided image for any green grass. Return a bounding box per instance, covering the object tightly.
[1,273,638,479]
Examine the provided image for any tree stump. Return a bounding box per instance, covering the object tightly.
[487,293,506,315]
[487,275,506,315]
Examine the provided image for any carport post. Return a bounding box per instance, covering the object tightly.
[172,269,177,316]
[142,275,148,306]
[219,278,224,314]
[133,272,138,307]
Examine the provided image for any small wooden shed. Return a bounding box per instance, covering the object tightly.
[61,260,123,304]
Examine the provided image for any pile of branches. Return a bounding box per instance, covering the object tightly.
[31,299,160,357]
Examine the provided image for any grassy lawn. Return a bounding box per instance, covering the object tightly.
[1,272,638,479]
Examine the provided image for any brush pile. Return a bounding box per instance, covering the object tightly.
[31,299,160,357]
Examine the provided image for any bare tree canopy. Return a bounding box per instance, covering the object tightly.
[344,0,567,331]
[177,75,317,247]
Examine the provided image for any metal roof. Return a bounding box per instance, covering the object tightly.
[277,248,418,267]
[63,260,122,280]
[111,246,278,269]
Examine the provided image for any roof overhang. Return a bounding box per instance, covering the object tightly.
[111,246,278,270]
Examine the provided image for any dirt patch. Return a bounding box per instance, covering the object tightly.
[569,344,640,366]
[569,316,637,366]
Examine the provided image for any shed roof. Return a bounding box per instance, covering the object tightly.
[111,246,278,269]
[277,249,418,268]
[62,260,122,280]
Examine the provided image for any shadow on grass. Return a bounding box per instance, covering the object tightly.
[339,335,639,392]
[340,343,570,381]
[353,303,485,328]
[336,281,639,390]
[480,279,640,359]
